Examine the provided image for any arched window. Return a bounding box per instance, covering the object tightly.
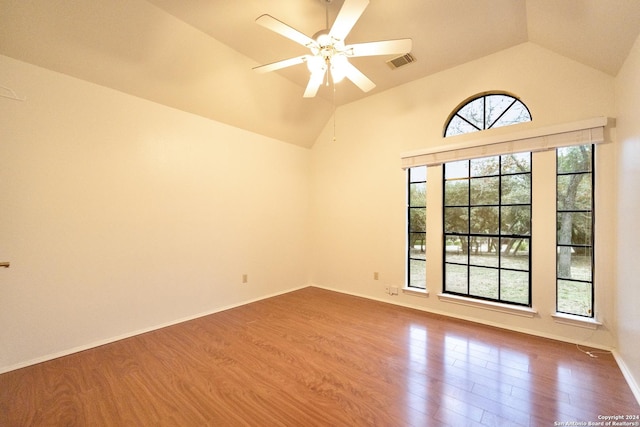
[444,92,531,137]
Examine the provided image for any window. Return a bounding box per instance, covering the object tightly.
[443,153,531,306]
[402,112,607,321]
[407,166,426,289]
[557,145,594,317]
[444,92,531,137]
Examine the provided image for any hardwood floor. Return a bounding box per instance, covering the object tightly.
[1,287,638,426]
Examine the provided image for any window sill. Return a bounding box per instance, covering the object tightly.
[437,293,537,318]
[402,287,429,297]
[552,313,602,330]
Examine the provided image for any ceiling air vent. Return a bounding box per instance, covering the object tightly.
[386,53,416,69]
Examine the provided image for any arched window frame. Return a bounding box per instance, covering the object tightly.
[444,91,532,137]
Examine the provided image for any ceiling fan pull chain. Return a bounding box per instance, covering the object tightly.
[325,59,331,87]
[332,82,337,142]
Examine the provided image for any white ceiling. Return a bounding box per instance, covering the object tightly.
[2,0,640,147]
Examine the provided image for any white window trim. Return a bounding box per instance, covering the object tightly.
[552,312,602,330]
[438,293,538,318]
[402,287,429,297]
[401,117,611,168]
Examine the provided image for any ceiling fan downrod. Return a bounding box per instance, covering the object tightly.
[252,0,412,98]
[320,0,333,31]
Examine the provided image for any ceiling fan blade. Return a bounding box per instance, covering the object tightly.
[253,55,309,73]
[304,70,326,98]
[328,0,369,42]
[346,39,412,57]
[343,61,376,93]
[256,14,317,48]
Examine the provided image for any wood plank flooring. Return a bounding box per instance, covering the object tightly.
[1,287,638,426]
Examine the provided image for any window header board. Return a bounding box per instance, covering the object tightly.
[401,117,612,169]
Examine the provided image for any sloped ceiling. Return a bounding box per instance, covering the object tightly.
[1,0,640,148]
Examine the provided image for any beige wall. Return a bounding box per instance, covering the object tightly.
[615,33,640,399]
[1,36,636,398]
[0,55,311,372]
[311,42,618,348]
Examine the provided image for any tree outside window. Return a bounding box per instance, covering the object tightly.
[557,145,594,317]
[444,93,531,137]
[443,153,532,306]
[407,166,426,289]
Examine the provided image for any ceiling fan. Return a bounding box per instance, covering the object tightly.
[252,0,412,98]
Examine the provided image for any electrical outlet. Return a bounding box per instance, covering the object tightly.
[374,272,379,280]
[242,274,248,283]
[385,286,390,294]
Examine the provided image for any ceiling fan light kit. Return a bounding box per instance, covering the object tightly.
[253,0,412,98]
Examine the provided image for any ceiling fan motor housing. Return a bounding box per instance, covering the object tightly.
[253,0,412,97]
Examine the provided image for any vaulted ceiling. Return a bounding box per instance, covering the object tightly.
[2,0,640,147]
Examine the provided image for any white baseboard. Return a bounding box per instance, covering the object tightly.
[5,283,639,408]
[311,284,640,406]
[613,350,640,406]
[310,284,616,350]
[0,284,309,375]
